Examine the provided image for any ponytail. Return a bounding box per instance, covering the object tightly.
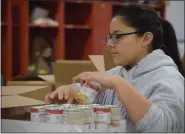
[160,19,184,75]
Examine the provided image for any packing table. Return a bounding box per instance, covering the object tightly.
[2,119,127,132]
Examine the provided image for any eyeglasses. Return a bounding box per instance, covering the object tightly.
[106,31,145,44]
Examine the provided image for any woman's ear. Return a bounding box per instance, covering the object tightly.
[142,32,153,47]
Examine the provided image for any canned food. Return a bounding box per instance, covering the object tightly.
[30,106,47,122]
[46,107,63,124]
[105,105,121,125]
[61,104,75,106]
[78,106,94,124]
[94,106,111,124]
[76,81,101,104]
[63,107,84,125]
[44,104,60,108]
[89,104,101,108]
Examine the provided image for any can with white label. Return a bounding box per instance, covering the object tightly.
[30,106,47,122]
[105,105,121,125]
[94,106,111,124]
[63,107,84,125]
[77,105,94,124]
[46,107,63,124]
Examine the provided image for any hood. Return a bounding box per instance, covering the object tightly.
[129,49,178,78]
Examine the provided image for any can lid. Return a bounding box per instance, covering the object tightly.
[105,105,119,108]
[46,107,60,110]
[30,105,46,109]
[65,107,82,112]
[95,105,110,109]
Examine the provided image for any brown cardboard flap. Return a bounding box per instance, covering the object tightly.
[38,75,55,84]
[19,86,51,101]
[2,95,45,108]
[103,48,115,70]
[2,86,49,96]
[2,86,51,101]
[88,55,105,72]
[52,60,97,85]
[7,81,51,86]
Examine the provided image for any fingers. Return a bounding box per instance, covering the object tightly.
[45,93,52,103]
[58,90,64,100]
[45,85,78,104]
[64,90,70,100]
[50,89,58,100]
[67,95,74,104]
[73,72,92,84]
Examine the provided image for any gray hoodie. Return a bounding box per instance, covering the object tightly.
[75,49,184,132]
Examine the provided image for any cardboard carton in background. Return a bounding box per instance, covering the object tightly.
[7,75,55,91]
[52,60,97,87]
[89,48,116,72]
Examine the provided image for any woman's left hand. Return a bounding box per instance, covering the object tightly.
[72,71,122,89]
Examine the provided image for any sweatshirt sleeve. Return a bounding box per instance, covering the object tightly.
[134,77,184,132]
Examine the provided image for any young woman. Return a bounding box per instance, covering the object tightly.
[45,5,184,132]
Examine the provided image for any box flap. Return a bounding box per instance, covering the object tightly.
[88,55,105,72]
[103,48,115,70]
[52,60,97,86]
[2,86,51,101]
[2,95,45,108]
[2,86,49,96]
[38,75,55,84]
[7,81,51,86]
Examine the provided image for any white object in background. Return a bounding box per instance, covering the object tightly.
[31,7,49,20]
[32,18,59,26]
[166,1,184,41]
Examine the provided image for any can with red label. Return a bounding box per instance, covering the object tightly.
[94,106,111,124]
[77,105,94,124]
[63,107,84,125]
[30,106,47,122]
[78,81,101,104]
[105,105,121,125]
[46,107,63,124]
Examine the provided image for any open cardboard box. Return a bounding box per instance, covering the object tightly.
[7,48,115,89]
[1,86,52,120]
[7,60,96,90]
[52,60,97,87]
[89,47,115,72]
[7,74,55,91]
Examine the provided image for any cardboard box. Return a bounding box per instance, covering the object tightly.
[89,48,115,72]
[52,60,97,87]
[2,86,51,108]
[7,48,115,90]
[7,74,55,91]
[1,86,52,120]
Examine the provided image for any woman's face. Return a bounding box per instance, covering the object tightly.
[107,16,150,67]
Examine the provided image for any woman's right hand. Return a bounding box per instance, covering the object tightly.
[44,84,80,104]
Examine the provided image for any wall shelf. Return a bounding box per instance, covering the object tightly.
[1,0,166,83]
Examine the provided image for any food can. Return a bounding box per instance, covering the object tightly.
[77,81,101,104]
[61,104,75,107]
[63,107,84,125]
[94,106,111,124]
[89,104,101,108]
[77,106,94,124]
[105,105,121,125]
[30,105,47,122]
[46,107,63,124]
[44,104,60,108]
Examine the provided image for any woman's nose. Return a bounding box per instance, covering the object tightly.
[107,40,114,48]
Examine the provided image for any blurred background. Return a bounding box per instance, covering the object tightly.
[1,0,184,85]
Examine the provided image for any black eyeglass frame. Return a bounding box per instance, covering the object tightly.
[106,31,145,44]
